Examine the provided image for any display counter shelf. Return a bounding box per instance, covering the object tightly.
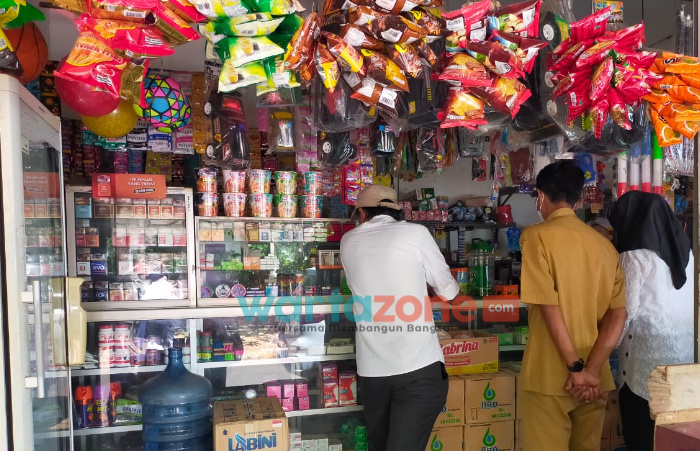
[409,221,516,229]
[35,424,142,440]
[286,406,363,418]
[70,365,169,377]
[81,300,192,311]
[499,345,527,352]
[198,354,356,369]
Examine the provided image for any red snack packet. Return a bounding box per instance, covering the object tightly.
[77,14,174,58]
[466,40,525,79]
[549,40,592,72]
[284,11,320,71]
[553,69,591,99]
[361,49,409,92]
[590,97,609,139]
[614,64,651,105]
[412,38,438,67]
[608,23,645,52]
[490,30,547,74]
[470,76,532,118]
[550,37,573,62]
[569,6,611,42]
[88,0,159,22]
[340,23,382,50]
[438,87,487,129]
[613,50,656,70]
[350,77,402,117]
[437,53,491,87]
[487,0,542,38]
[323,31,365,74]
[574,40,616,70]
[608,87,631,129]
[590,57,614,101]
[565,80,592,123]
[152,5,200,46]
[442,0,490,37]
[383,42,424,78]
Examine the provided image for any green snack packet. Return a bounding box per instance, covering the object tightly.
[216,36,284,67]
[245,0,304,16]
[219,59,267,91]
[4,2,46,28]
[214,12,285,37]
[262,56,300,89]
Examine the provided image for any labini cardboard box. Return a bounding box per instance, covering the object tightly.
[463,372,516,424]
[465,421,515,451]
[439,331,499,376]
[214,397,289,451]
[434,377,465,428]
[425,426,463,451]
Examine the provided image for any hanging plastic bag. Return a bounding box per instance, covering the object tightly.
[370,122,397,157]
[416,126,444,173]
[314,77,377,132]
[318,131,357,167]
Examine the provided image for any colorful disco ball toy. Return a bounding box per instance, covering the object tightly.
[134,74,191,133]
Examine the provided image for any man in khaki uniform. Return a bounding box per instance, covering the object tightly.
[520,160,627,451]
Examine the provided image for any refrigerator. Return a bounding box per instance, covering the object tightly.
[0,74,81,450]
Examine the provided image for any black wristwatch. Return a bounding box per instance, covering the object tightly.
[567,358,585,373]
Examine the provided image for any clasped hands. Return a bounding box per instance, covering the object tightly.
[565,369,608,404]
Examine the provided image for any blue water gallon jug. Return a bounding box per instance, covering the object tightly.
[139,347,213,451]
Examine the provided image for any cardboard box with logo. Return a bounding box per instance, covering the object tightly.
[516,420,524,451]
[500,361,522,420]
[439,331,499,376]
[465,421,515,451]
[463,372,516,424]
[607,390,625,450]
[425,426,463,451]
[434,377,465,428]
[214,397,289,451]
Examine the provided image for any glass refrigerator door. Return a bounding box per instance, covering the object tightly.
[0,75,75,451]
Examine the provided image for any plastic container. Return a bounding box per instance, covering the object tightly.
[450,268,469,295]
[249,169,271,194]
[249,194,273,217]
[223,193,247,217]
[274,171,297,195]
[302,172,322,195]
[139,348,213,451]
[468,239,494,297]
[274,194,298,218]
[300,195,322,218]
[222,170,246,193]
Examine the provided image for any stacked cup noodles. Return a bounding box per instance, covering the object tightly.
[223,169,247,217]
[248,169,273,217]
[274,171,298,218]
[300,172,323,218]
[196,167,219,217]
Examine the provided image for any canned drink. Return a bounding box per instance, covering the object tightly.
[146,349,163,366]
[112,347,130,367]
[113,324,130,347]
[98,346,113,368]
[98,325,114,345]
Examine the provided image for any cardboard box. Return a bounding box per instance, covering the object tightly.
[339,371,357,406]
[607,391,625,449]
[439,331,499,376]
[465,421,515,451]
[435,377,465,428]
[499,362,522,420]
[323,380,339,408]
[655,422,700,451]
[516,420,523,451]
[463,372,515,423]
[214,397,289,451]
[425,426,463,451]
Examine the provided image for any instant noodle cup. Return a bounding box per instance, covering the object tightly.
[300,195,322,218]
[223,169,246,192]
[197,167,218,192]
[249,169,272,193]
[274,194,298,218]
[223,193,247,217]
[197,192,219,217]
[249,193,273,217]
[302,171,323,195]
[274,171,297,195]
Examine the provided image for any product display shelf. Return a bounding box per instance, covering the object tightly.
[197,294,351,309]
[35,425,143,440]
[286,405,363,418]
[70,364,169,377]
[81,300,192,311]
[499,345,527,352]
[408,221,516,230]
[198,353,356,369]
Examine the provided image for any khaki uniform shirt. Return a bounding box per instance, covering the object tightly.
[520,208,626,396]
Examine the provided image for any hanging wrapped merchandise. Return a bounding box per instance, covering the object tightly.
[76,14,175,58]
[205,92,251,169]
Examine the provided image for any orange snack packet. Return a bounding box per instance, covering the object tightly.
[679,73,700,89]
[642,88,671,105]
[659,102,700,120]
[652,74,681,90]
[665,114,700,139]
[656,52,700,74]
[650,108,683,147]
[668,85,700,104]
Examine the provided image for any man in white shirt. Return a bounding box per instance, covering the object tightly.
[340,185,460,451]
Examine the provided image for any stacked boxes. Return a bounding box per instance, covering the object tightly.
[463,372,516,451]
[265,380,310,412]
[427,377,465,451]
[213,397,289,451]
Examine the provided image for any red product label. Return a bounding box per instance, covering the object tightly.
[440,341,480,356]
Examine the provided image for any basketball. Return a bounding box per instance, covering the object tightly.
[5,22,48,85]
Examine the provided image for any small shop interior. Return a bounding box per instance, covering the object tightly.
[5,0,699,450]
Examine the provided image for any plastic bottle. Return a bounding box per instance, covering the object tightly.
[139,348,213,451]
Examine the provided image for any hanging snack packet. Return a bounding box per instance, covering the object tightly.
[438,87,486,129]
[565,80,592,123]
[590,57,614,101]
[217,36,284,67]
[490,30,546,74]
[214,13,284,37]
[262,56,300,89]
[659,103,700,121]
[384,43,423,78]
[651,74,678,90]
[369,0,421,15]
[284,11,320,71]
[608,87,631,129]
[680,73,700,89]
[2,2,46,29]
[165,0,207,23]
[470,76,532,118]
[190,0,247,19]
[650,108,682,147]
[366,15,427,44]
[403,8,444,37]
[46,0,88,14]
[613,65,652,105]
[590,97,609,139]
[78,15,174,58]
[350,78,402,117]
[642,88,672,105]
[246,0,303,15]
[487,0,542,38]
[569,6,611,42]
[88,0,159,22]
[656,52,700,74]
[299,56,316,88]
[323,32,365,74]
[466,40,525,79]
[153,5,200,46]
[315,43,340,93]
[442,0,490,39]
[613,50,656,70]
[548,40,591,72]
[608,23,645,52]
[574,40,615,70]
[0,28,22,76]
[349,6,385,26]
[665,115,700,140]
[667,85,700,105]
[412,38,438,67]
[438,53,491,87]
[361,49,409,91]
[340,24,383,50]
[552,68,592,98]
[219,59,266,91]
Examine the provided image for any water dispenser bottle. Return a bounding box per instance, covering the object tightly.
[139,348,213,451]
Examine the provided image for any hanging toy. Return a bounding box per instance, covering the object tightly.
[134,74,192,133]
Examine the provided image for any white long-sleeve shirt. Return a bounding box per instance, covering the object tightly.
[617,249,694,400]
[340,216,460,377]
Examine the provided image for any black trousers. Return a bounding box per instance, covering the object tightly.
[619,383,655,451]
[359,361,449,451]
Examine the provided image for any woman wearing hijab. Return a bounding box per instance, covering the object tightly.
[610,191,694,451]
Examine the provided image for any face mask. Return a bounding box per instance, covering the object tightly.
[536,195,544,222]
